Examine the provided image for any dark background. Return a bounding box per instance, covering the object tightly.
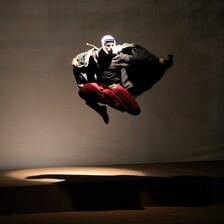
[0,0,223,169]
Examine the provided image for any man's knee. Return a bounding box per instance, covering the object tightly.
[79,82,103,102]
[79,84,91,99]
[79,83,97,94]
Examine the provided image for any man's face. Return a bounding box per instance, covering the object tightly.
[104,42,114,55]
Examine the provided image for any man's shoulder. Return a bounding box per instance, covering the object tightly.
[75,48,99,67]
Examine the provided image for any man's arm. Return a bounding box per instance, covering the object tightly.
[72,49,98,88]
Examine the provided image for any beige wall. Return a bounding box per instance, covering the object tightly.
[0,0,223,169]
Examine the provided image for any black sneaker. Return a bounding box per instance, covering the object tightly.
[99,106,109,124]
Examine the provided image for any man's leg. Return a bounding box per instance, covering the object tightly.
[79,83,109,124]
[79,82,141,116]
[85,101,109,124]
[110,85,141,115]
[79,83,126,113]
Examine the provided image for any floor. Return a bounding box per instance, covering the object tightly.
[0,160,224,224]
[1,205,224,224]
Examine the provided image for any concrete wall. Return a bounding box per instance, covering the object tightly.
[0,0,223,169]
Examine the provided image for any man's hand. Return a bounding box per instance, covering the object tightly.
[108,83,120,89]
[112,45,123,54]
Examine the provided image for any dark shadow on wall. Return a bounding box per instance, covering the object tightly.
[27,174,224,209]
[27,174,143,212]
[0,174,224,215]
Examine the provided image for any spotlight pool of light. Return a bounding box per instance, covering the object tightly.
[2,166,146,187]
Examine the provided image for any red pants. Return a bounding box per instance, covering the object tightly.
[79,83,141,115]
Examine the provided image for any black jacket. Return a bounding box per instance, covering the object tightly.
[73,43,165,96]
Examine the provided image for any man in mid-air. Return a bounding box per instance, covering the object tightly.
[72,35,173,124]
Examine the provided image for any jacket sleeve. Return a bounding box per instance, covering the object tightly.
[72,49,97,88]
[120,43,165,96]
